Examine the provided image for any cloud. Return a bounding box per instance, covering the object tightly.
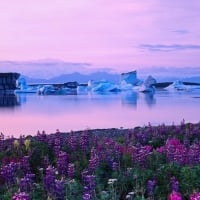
[139,44,200,52]
[172,30,190,35]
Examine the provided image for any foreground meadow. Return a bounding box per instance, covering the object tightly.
[1,121,200,200]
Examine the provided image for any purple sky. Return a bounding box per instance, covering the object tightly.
[1,0,200,73]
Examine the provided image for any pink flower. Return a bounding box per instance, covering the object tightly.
[168,191,182,200]
[190,192,200,200]
[156,146,165,153]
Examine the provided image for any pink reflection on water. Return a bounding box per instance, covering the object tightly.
[0,91,200,137]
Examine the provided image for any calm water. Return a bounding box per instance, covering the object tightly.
[0,89,200,137]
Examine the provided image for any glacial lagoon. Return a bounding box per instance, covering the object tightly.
[0,89,200,137]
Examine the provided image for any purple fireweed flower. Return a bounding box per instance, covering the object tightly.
[12,192,30,200]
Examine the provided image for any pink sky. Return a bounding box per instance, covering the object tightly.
[1,0,200,72]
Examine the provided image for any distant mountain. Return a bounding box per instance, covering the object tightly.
[150,76,200,83]
[138,67,200,83]
[20,72,200,85]
[21,72,120,84]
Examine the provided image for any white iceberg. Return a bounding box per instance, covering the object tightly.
[38,85,76,95]
[119,80,133,91]
[166,80,187,91]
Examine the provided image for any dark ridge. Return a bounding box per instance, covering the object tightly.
[152,82,173,88]
[183,82,200,86]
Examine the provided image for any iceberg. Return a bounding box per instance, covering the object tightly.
[15,77,38,93]
[38,85,77,95]
[166,80,187,91]
[89,80,120,93]
[77,84,89,94]
[120,80,134,91]
[139,75,156,93]
[120,71,141,86]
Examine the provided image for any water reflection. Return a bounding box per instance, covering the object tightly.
[0,94,20,107]
[142,92,156,107]
[14,91,156,109]
[121,91,138,107]
[0,90,200,136]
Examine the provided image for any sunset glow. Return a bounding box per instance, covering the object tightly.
[1,0,200,72]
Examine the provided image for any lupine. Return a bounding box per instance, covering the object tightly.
[54,137,61,156]
[188,143,200,165]
[36,130,47,143]
[82,173,96,199]
[20,173,35,193]
[82,169,89,185]
[57,151,68,176]
[68,131,77,150]
[44,165,56,195]
[1,162,18,185]
[67,163,75,179]
[85,175,96,191]
[147,179,156,197]
[133,145,152,167]
[80,131,89,152]
[0,132,4,151]
[82,192,92,200]
[54,179,65,200]
[112,161,119,171]
[88,148,99,172]
[20,156,30,175]
[12,192,30,200]
[165,139,187,165]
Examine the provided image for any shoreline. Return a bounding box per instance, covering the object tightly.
[28,121,199,139]
[1,121,199,139]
